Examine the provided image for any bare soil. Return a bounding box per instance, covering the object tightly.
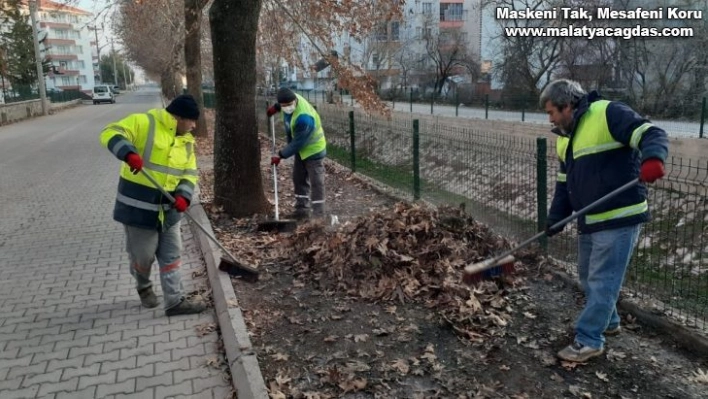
[195,123,708,399]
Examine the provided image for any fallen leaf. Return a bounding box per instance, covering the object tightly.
[339,377,367,393]
[324,335,338,342]
[499,364,510,371]
[272,353,289,361]
[595,371,609,382]
[522,311,537,319]
[354,334,369,342]
[690,368,708,384]
[390,359,410,375]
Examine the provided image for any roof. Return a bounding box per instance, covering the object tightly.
[19,0,92,16]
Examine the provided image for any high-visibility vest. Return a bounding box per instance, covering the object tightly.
[284,94,326,159]
[556,100,648,228]
[100,108,198,230]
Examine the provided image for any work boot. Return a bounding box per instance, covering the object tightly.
[312,203,325,220]
[138,287,158,309]
[165,298,207,316]
[288,208,311,220]
[605,325,622,336]
[557,342,604,362]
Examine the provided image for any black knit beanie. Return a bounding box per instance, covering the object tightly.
[166,94,200,120]
[277,87,297,104]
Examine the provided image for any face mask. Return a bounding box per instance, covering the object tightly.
[282,104,296,114]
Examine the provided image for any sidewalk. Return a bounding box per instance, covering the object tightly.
[0,104,232,398]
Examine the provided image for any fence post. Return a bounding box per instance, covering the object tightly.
[455,90,459,117]
[430,92,434,114]
[349,110,356,172]
[700,97,706,139]
[522,109,526,122]
[485,94,489,119]
[536,137,548,253]
[410,88,413,112]
[413,119,420,200]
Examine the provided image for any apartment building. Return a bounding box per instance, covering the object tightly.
[284,0,483,92]
[34,0,95,93]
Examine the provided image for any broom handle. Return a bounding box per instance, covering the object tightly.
[487,177,641,266]
[270,115,280,220]
[139,168,242,265]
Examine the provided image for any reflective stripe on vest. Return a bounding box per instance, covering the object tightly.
[586,200,648,224]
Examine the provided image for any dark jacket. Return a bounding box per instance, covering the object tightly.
[548,91,669,234]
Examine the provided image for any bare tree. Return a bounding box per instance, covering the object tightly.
[115,0,185,99]
[487,0,564,106]
[424,27,479,95]
[184,0,210,137]
[209,0,269,216]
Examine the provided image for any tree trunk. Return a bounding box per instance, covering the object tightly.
[209,0,268,217]
[184,0,207,137]
[160,69,180,100]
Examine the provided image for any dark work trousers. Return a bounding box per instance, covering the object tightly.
[293,153,325,216]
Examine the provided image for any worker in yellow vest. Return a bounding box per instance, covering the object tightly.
[541,79,668,362]
[267,88,327,219]
[100,95,206,317]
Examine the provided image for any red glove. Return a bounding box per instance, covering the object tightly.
[125,152,143,174]
[266,103,281,117]
[270,155,281,166]
[640,158,665,183]
[173,195,188,212]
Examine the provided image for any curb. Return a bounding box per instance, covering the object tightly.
[550,268,708,359]
[187,204,269,399]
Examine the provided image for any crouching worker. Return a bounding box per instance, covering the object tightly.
[100,94,206,316]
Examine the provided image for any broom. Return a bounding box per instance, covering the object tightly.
[140,169,260,282]
[256,112,298,233]
[463,178,640,285]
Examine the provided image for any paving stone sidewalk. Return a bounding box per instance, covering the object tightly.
[0,100,232,399]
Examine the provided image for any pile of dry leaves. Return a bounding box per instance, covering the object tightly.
[273,202,539,343]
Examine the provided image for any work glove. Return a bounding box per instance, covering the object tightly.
[270,155,281,166]
[125,152,143,175]
[640,158,665,183]
[545,220,565,237]
[173,195,189,212]
[266,103,281,117]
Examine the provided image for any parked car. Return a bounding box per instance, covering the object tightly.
[92,85,115,104]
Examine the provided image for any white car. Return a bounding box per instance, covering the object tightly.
[92,85,115,104]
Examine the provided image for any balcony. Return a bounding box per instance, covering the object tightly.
[48,54,78,61]
[40,22,73,29]
[45,38,76,46]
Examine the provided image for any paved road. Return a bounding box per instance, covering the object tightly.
[0,90,231,398]
[301,90,703,138]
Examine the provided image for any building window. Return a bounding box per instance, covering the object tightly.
[372,52,380,67]
[79,75,87,83]
[391,22,400,41]
[375,23,387,41]
[441,3,463,21]
[422,2,432,14]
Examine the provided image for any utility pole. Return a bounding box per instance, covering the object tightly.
[121,59,129,90]
[89,25,102,83]
[111,39,118,87]
[29,0,47,115]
